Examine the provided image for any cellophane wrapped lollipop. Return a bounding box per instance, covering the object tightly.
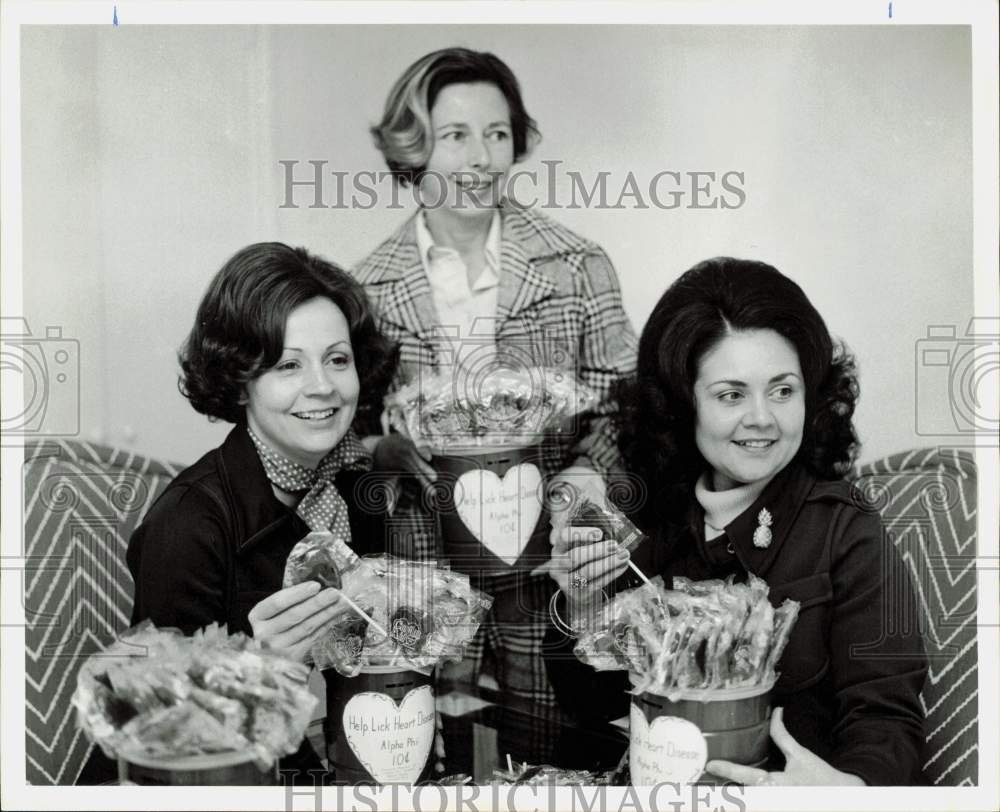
[385,558,436,657]
[283,538,493,676]
[383,366,597,453]
[730,577,774,687]
[573,573,800,699]
[564,489,647,554]
[283,530,361,590]
[283,532,383,674]
[73,621,317,768]
[372,556,493,673]
[413,567,493,669]
[573,579,665,673]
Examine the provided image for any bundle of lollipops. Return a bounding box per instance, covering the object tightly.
[383,366,597,452]
[73,622,317,766]
[283,531,493,675]
[574,574,801,700]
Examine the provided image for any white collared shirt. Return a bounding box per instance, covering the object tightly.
[415,210,502,369]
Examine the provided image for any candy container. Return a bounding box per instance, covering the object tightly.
[73,621,318,770]
[385,367,598,576]
[573,575,802,786]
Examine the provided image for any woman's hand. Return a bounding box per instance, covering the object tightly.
[706,708,867,786]
[247,581,344,663]
[533,524,630,626]
[372,434,437,507]
[544,464,607,548]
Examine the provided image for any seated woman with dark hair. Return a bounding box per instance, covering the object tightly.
[80,242,398,783]
[543,257,927,786]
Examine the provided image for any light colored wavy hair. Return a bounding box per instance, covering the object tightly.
[371,47,541,187]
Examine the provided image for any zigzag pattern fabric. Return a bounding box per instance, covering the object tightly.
[22,440,181,786]
[853,447,978,786]
[21,441,979,785]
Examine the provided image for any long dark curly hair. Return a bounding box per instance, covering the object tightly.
[179,242,398,424]
[616,257,860,531]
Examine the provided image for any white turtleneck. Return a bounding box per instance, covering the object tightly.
[694,472,772,541]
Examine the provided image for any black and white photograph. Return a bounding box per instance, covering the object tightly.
[1,2,997,811]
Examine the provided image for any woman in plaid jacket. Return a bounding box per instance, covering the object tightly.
[354,47,637,708]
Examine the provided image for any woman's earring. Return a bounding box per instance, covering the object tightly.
[753,507,773,548]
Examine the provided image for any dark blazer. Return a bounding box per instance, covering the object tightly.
[79,423,386,785]
[127,423,385,634]
[544,463,928,786]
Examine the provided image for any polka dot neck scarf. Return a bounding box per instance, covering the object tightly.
[246,424,371,541]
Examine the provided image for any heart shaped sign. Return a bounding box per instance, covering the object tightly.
[454,463,542,566]
[629,703,707,786]
[342,686,434,785]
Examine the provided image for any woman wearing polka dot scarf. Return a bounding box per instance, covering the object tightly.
[122,242,398,781]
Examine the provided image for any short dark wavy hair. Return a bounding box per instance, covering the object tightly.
[371,47,541,187]
[617,257,860,529]
[179,242,398,424]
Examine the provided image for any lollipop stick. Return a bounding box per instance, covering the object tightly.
[627,559,653,586]
[626,559,666,613]
[339,593,389,639]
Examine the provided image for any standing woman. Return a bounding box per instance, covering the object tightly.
[117,243,397,781]
[543,257,927,785]
[355,47,638,706]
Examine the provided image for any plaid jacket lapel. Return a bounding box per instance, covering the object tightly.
[364,219,441,348]
[358,204,598,366]
[496,207,557,320]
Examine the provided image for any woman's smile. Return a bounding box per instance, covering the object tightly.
[454,175,496,190]
[292,406,340,421]
[732,438,778,450]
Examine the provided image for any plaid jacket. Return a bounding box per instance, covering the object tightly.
[353,203,638,559]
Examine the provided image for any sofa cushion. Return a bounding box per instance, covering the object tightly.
[852,447,978,786]
[23,440,182,785]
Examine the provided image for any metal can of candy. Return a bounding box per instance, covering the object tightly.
[324,666,435,785]
[432,444,551,582]
[117,750,276,785]
[629,679,772,786]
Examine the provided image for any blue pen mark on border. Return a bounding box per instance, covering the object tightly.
[888,2,893,18]
[113,5,119,27]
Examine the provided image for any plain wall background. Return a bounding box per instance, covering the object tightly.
[20,25,972,466]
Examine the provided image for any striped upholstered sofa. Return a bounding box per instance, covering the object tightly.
[22,440,979,785]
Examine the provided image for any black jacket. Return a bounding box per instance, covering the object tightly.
[127,423,385,634]
[544,463,928,786]
[79,424,386,784]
